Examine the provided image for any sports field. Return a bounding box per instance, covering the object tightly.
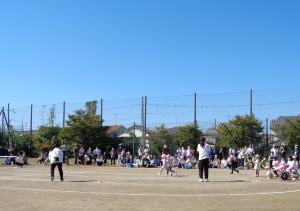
[0,165,300,211]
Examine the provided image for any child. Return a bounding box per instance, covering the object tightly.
[15,154,24,167]
[227,153,239,174]
[265,166,274,179]
[167,156,176,176]
[160,153,170,175]
[287,155,298,173]
[254,154,261,177]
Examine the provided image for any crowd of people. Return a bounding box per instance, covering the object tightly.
[2,149,27,167]
[2,140,300,183]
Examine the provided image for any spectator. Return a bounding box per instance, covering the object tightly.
[110,147,116,165]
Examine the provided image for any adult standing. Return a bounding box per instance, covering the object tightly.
[197,137,210,182]
[110,147,116,165]
[74,146,78,165]
[49,143,64,182]
[294,145,300,166]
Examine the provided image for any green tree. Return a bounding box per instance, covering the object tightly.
[59,101,108,149]
[281,116,300,147]
[217,115,264,148]
[33,126,61,151]
[12,134,32,153]
[148,124,172,155]
[173,124,202,150]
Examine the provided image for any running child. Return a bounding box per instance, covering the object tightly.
[160,152,170,175]
[254,154,261,177]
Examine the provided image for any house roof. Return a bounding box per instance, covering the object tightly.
[270,116,298,129]
[167,127,180,135]
[106,125,126,134]
[203,128,218,136]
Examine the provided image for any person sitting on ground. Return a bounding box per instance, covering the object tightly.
[15,154,24,167]
[96,154,103,166]
[274,158,287,178]
[260,157,269,169]
[84,154,92,165]
[185,157,193,169]
[178,156,186,169]
[245,157,254,170]
[142,154,151,168]
[220,158,227,168]
[212,155,220,168]
[265,166,274,179]
[286,155,299,173]
[37,151,47,164]
[2,157,11,165]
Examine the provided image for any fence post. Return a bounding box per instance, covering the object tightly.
[30,104,33,150]
[194,92,197,125]
[63,101,66,128]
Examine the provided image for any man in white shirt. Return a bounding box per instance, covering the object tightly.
[49,143,64,182]
[197,137,210,182]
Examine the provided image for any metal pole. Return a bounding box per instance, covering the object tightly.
[30,104,33,150]
[194,92,197,125]
[2,111,12,148]
[7,103,10,127]
[62,101,66,128]
[133,122,135,156]
[250,89,253,116]
[1,107,4,146]
[214,119,217,129]
[144,96,147,146]
[266,118,269,148]
[141,96,144,144]
[100,99,103,127]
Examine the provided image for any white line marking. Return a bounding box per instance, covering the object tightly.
[0,186,300,197]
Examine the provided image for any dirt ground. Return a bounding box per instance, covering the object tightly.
[0,164,300,211]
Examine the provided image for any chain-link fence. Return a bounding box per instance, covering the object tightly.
[1,88,299,146]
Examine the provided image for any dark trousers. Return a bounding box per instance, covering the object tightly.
[198,158,209,179]
[51,163,63,181]
[111,158,116,165]
[231,160,239,174]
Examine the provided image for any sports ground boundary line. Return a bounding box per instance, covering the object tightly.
[0,186,300,197]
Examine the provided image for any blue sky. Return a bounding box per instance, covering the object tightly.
[0,0,299,129]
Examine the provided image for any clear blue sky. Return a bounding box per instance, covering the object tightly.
[0,0,299,129]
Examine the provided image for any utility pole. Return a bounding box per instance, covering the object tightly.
[62,101,66,128]
[144,96,147,146]
[7,103,10,127]
[100,99,103,127]
[141,96,144,145]
[194,92,197,125]
[30,104,33,150]
[250,89,253,116]
[133,122,135,156]
[214,119,217,129]
[1,107,4,145]
[266,118,269,149]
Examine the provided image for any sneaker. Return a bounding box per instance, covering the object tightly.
[205,178,209,182]
[61,179,64,182]
[199,179,204,182]
[51,177,54,182]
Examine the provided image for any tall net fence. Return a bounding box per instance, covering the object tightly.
[3,87,300,133]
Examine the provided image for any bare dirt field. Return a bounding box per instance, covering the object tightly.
[0,164,300,211]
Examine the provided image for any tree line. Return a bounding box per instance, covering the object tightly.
[7,100,300,157]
